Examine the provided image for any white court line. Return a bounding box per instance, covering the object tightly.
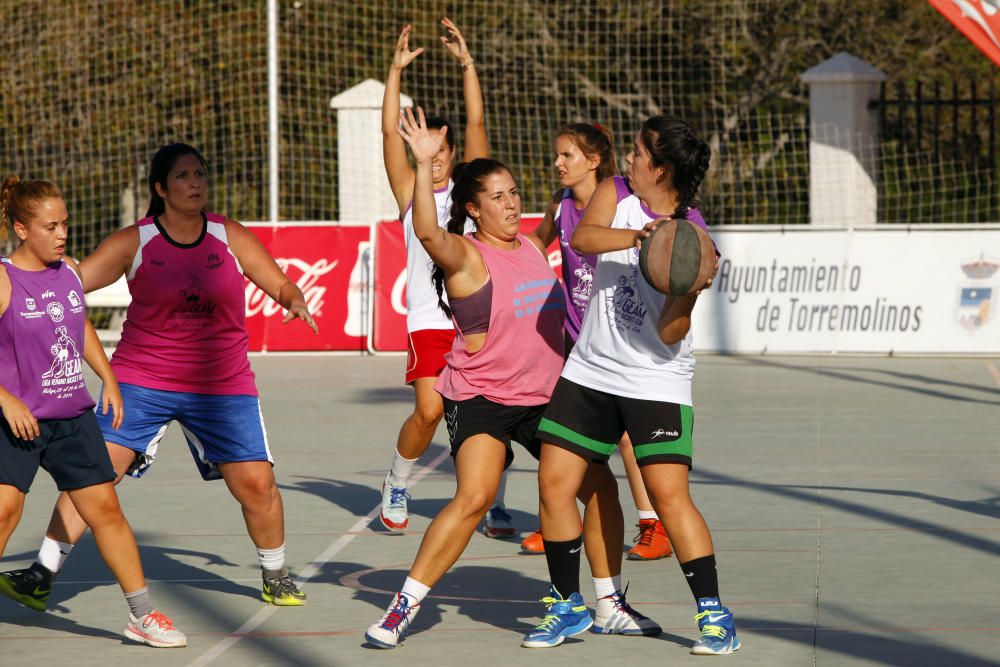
[986,360,1000,388]
[186,447,452,667]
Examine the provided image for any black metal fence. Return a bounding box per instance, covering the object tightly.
[872,79,998,223]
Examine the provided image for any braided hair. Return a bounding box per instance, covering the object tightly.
[431,157,509,318]
[638,116,711,219]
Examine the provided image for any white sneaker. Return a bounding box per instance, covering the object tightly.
[124,610,187,648]
[379,472,410,533]
[365,592,421,649]
[483,502,516,539]
[591,589,661,636]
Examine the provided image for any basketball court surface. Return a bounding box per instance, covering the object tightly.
[1,354,997,666]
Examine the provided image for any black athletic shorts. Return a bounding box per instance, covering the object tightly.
[442,395,546,470]
[537,377,694,468]
[0,411,116,493]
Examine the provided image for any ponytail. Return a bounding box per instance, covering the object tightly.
[430,158,509,318]
[1,175,62,241]
[638,116,711,219]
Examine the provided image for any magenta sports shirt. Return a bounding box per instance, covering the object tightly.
[110,213,257,396]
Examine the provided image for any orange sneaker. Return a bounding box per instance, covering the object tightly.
[520,528,545,554]
[626,519,672,560]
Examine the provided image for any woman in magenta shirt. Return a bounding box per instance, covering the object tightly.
[0,144,318,610]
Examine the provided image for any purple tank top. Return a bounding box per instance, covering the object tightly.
[0,258,95,420]
[554,189,597,342]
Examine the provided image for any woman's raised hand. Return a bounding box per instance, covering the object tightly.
[392,24,424,70]
[397,107,448,164]
[440,17,471,63]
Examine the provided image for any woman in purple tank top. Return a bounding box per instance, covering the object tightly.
[0,176,185,646]
[0,144,318,611]
[523,125,677,566]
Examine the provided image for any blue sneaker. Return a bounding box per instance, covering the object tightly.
[521,589,593,648]
[691,598,740,655]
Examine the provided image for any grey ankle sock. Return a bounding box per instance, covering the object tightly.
[124,587,154,618]
[263,566,287,581]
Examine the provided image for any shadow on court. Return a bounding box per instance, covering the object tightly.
[692,467,1000,557]
[738,356,1000,406]
[1,540,262,612]
[318,560,690,650]
[744,611,998,667]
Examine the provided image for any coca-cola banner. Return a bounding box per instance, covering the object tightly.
[245,224,369,351]
[371,215,558,352]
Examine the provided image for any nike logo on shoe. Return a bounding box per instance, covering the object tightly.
[707,613,729,623]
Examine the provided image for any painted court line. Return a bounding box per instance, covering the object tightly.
[186,447,452,667]
[986,360,1000,388]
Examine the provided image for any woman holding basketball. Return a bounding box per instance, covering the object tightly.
[0,143,317,611]
[523,116,739,655]
[522,123,680,565]
[378,19,514,539]
[0,176,185,647]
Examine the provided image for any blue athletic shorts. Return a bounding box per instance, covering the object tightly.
[96,383,272,481]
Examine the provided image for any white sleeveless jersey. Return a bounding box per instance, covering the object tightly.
[402,182,456,332]
[561,186,697,404]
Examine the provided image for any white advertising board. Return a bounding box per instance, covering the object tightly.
[691,225,1000,354]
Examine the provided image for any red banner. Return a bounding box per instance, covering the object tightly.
[370,215,560,351]
[245,224,370,351]
[928,0,1000,67]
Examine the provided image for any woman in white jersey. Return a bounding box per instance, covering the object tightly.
[521,123,675,563]
[522,116,740,655]
[378,20,513,538]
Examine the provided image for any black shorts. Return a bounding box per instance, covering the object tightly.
[442,395,546,470]
[0,411,116,493]
[537,377,694,468]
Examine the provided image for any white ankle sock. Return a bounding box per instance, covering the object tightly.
[37,537,74,573]
[637,509,658,521]
[400,576,430,605]
[388,450,418,488]
[593,576,616,599]
[257,543,286,573]
[493,470,508,506]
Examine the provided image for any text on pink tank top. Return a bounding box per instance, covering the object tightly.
[435,234,565,406]
[111,213,257,395]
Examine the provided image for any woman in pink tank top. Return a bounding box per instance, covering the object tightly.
[364,108,618,649]
[0,176,185,646]
[0,145,318,610]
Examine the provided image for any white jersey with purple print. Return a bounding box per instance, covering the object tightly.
[561,177,710,404]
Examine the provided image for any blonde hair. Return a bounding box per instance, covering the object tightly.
[1,175,63,241]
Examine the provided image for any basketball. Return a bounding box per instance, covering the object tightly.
[639,218,716,296]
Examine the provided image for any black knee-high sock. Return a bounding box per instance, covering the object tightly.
[543,535,583,599]
[680,554,720,602]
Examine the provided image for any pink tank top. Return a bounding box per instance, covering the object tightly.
[435,234,566,406]
[111,213,257,396]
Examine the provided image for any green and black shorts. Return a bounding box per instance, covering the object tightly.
[536,377,694,468]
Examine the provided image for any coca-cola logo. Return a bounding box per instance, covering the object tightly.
[245,257,337,318]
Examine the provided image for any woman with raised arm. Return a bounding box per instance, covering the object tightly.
[377,19,515,539]
[365,107,573,648]
[0,176,185,647]
[0,144,318,612]
[522,116,739,655]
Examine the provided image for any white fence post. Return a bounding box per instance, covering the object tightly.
[801,52,886,226]
[330,79,413,222]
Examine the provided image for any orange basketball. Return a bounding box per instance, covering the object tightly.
[639,218,716,296]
